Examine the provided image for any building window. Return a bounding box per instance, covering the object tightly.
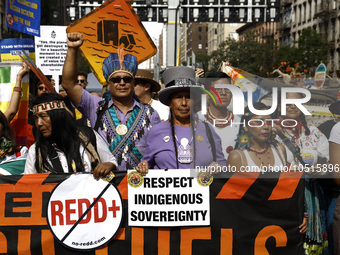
[198,44,202,49]
[198,26,202,32]
[199,35,202,40]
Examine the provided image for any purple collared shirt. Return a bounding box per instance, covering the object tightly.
[142,121,227,169]
[77,89,161,170]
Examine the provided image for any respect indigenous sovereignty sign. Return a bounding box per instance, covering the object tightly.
[0,171,304,254]
[0,62,29,145]
[127,169,210,227]
[67,0,157,85]
[5,0,41,37]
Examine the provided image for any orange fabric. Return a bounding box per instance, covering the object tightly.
[254,225,287,255]
[216,172,261,199]
[158,228,171,255]
[268,172,303,200]
[18,230,31,255]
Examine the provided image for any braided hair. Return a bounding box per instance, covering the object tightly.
[169,110,197,169]
[170,109,179,169]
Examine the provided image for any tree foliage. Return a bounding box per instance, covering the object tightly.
[209,28,328,77]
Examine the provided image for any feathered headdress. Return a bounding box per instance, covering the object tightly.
[102,49,138,81]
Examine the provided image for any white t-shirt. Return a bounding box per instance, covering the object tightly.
[24,131,117,174]
[151,100,170,121]
[197,110,241,160]
[329,122,340,145]
[277,126,329,166]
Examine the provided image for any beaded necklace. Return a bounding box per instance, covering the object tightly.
[247,144,271,167]
[205,107,234,128]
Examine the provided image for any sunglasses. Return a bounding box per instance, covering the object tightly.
[78,79,85,83]
[38,86,47,91]
[110,76,133,84]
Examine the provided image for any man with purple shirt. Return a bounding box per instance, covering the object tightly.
[62,32,160,170]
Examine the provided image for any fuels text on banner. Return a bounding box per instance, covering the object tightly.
[127,169,210,227]
[0,171,304,254]
[6,0,41,37]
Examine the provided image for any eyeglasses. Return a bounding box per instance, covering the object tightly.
[78,79,85,83]
[110,76,133,84]
[38,86,47,91]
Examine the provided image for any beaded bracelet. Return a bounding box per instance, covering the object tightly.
[13,87,22,92]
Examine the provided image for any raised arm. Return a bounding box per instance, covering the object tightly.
[62,32,84,107]
[4,62,30,123]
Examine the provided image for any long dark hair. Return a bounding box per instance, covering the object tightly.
[273,92,310,136]
[0,111,16,155]
[235,102,275,149]
[32,93,93,173]
[169,89,197,169]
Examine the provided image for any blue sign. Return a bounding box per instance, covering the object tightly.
[0,38,35,62]
[6,0,41,37]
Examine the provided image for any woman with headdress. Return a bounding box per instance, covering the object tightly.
[136,66,226,174]
[273,92,328,254]
[24,93,117,179]
[227,102,288,173]
[0,63,30,175]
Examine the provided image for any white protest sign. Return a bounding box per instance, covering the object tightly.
[47,174,123,251]
[35,26,67,76]
[128,169,210,227]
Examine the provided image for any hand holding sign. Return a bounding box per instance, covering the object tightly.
[92,162,116,180]
[135,160,149,176]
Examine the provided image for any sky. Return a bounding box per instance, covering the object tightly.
[142,22,164,40]
[139,22,164,69]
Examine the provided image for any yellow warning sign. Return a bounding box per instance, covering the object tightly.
[67,0,157,85]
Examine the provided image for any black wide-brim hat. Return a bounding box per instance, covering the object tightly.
[330,100,340,115]
[158,66,203,106]
[329,90,340,115]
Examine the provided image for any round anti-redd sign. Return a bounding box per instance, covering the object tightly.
[47,173,123,251]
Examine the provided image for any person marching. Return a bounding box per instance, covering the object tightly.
[227,102,288,173]
[61,32,160,171]
[273,92,328,254]
[197,71,242,160]
[134,69,169,121]
[24,93,117,179]
[0,63,30,175]
[136,66,226,174]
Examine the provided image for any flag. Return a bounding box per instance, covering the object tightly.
[0,63,29,145]
[221,63,269,103]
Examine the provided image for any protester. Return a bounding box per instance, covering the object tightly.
[24,93,117,178]
[329,120,340,255]
[317,93,340,255]
[227,102,308,234]
[136,66,226,174]
[273,92,328,254]
[197,71,242,160]
[62,32,160,170]
[0,63,30,175]
[134,69,169,121]
[77,71,88,89]
[227,102,287,173]
[36,81,48,97]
